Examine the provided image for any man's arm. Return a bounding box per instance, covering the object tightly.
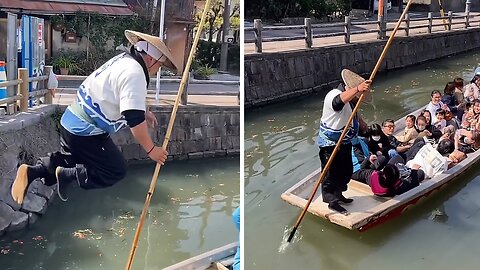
[123,110,167,164]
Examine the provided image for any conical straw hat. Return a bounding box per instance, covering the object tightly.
[124,30,180,72]
[341,69,373,104]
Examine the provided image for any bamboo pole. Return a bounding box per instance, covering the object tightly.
[287,0,415,243]
[124,0,213,269]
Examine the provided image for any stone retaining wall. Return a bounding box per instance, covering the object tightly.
[0,104,239,235]
[245,28,480,108]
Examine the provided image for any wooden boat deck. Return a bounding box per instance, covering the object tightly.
[281,107,480,231]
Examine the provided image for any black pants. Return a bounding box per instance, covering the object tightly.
[40,126,127,189]
[319,143,353,203]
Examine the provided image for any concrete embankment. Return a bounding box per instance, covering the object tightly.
[0,102,239,235]
[245,28,480,108]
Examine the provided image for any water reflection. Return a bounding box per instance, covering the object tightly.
[0,157,239,269]
[245,50,480,269]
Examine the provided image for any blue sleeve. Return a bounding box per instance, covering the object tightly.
[232,207,240,270]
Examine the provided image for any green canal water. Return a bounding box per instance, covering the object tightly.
[0,157,239,269]
[245,49,480,269]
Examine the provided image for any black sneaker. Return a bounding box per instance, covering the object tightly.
[328,201,349,215]
[11,164,47,204]
[55,167,75,202]
[336,192,354,204]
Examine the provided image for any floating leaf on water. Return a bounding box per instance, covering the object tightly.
[32,236,44,241]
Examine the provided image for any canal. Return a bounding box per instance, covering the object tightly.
[245,49,480,269]
[0,157,239,269]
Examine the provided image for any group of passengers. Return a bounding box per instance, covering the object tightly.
[351,75,480,197]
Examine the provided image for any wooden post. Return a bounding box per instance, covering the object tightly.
[254,19,262,53]
[428,12,433,33]
[344,16,351,44]
[377,18,386,40]
[18,68,28,112]
[465,10,470,28]
[448,11,452,31]
[304,18,312,48]
[404,13,410,36]
[44,66,53,104]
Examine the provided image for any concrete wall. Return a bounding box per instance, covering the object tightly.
[0,104,239,235]
[244,28,480,108]
[112,105,241,161]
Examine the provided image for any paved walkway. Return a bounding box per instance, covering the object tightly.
[52,90,239,107]
[245,12,480,54]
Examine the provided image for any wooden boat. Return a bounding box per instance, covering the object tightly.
[163,242,237,270]
[281,107,480,231]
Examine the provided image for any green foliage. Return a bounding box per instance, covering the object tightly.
[68,12,148,53]
[245,0,352,21]
[51,12,149,75]
[52,53,78,73]
[195,40,222,68]
[194,65,217,79]
[50,15,65,27]
[195,0,241,42]
[51,109,64,133]
[193,40,240,74]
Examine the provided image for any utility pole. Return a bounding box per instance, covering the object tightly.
[220,0,230,72]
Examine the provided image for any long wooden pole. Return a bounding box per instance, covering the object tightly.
[287,0,415,243]
[124,0,212,268]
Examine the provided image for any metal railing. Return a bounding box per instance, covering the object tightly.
[245,11,480,53]
[0,66,53,116]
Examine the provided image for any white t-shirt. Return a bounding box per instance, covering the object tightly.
[406,143,448,179]
[61,53,148,136]
[317,89,358,147]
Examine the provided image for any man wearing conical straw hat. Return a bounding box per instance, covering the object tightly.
[316,69,372,214]
[11,30,180,204]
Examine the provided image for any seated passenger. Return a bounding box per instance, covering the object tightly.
[406,140,464,179]
[426,90,449,123]
[382,119,410,160]
[354,164,424,197]
[366,123,392,157]
[461,102,475,130]
[396,115,418,145]
[434,109,447,130]
[464,75,480,102]
[455,129,480,154]
[419,110,442,141]
[352,136,387,173]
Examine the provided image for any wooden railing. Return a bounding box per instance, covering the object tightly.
[0,66,53,115]
[245,11,480,53]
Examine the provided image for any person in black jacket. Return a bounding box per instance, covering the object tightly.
[366,123,393,158]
